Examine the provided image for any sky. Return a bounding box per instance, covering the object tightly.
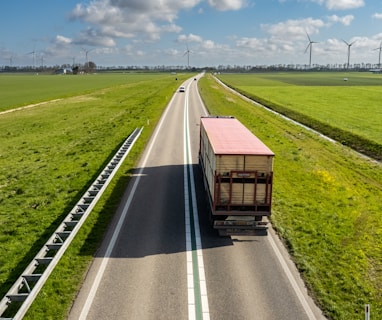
[1,0,382,68]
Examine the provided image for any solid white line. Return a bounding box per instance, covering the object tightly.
[267,232,317,320]
[184,85,196,320]
[78,93,177,320]
[184,82,210,320]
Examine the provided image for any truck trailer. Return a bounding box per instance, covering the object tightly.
[199,116,274,236]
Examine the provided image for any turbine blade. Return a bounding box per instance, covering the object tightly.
[306,32,311,42]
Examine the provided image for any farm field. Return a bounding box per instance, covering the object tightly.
[216,72,382,160]
[0,72,178,112]
[198,73,382,319]
[0,72,190,319]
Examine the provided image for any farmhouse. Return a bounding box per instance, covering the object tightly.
[55,68,73,75]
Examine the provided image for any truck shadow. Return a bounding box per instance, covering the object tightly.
[80,163,266,260]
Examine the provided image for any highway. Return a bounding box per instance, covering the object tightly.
[68,75,326,320]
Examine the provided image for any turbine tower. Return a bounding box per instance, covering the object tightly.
[28,47,36,69]
[82,48,93,65]
[183,45,191,69]
[373,41,382,69]
[343,39,356,69]
[304,32,318,68]
[82,48,94,73]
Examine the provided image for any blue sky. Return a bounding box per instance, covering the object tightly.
[1,0,382,68]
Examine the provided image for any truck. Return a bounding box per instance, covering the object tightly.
[199,116,274,236]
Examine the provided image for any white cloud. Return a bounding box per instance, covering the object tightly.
[202,40,216,49]
[74,28,117,47]
[69,0,204,46]
[324,0,364,10]
[372,13,382,20]
[261,18,325,40]
[55,35,72,45]
[327,14,354,26]
[177,33,203,43]
[207,0,247,11]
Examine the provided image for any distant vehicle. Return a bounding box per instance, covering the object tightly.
[199,116,274,236]
[179,86,185,92]
[194,78,197,81]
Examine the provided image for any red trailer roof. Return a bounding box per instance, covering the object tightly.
[201,117,274,156]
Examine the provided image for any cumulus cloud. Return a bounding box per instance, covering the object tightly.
[207,0,247,11]
[65,0,251,58]
[372,13,382,20]
[327,14,354,26]
[236,37,266,51]
[261,18,325,40]
[74,28,117,46]
[55,35,72,45]
[177,33,203,43]
[314,0,365,10]
[69,0,204,47]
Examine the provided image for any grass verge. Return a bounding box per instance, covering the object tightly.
[198,74,382,320]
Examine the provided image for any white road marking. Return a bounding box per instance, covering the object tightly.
[267,231,318,320]
[184,82,210,320]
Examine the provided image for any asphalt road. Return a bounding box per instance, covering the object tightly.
[68,75,326,320]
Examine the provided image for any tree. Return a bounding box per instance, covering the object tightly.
[84,61,96,73]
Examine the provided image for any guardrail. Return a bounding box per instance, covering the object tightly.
[0,127,143,320]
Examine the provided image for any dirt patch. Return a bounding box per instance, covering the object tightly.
[0,95,97,116]
[0,99,62,116]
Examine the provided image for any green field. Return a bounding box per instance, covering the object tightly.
[1,72,382,319]
[217,72,382,160]
[0,72,177,112]
[199,73,382,319]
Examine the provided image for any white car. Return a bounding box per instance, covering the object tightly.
[179,86,185,92]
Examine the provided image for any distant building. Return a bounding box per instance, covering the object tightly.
[55,68,73,75]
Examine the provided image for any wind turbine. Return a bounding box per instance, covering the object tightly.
[40,54,45,69]
[343,39,356,69]
[82,48,94,64]
[82,48,94,72]
[183,45,192,69]
[304,32,318,68]
[373,41,382,68]
[28,47,36,69]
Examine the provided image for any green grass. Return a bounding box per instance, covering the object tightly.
[0,72,191,319]
[198,74,382,319]
[217,72,382,160]
[0,72,178,112]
